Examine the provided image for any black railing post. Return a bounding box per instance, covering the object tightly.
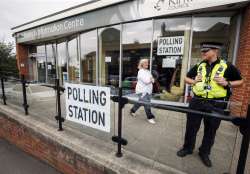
[236,104,250,174]
[1,77,6,105]
[21,75,29,115]
[55,79,63,131]
[116,87,123,157]
[110,87,128,157]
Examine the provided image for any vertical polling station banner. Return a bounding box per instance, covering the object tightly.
[65,83,110,132]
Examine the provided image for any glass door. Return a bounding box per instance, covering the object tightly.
[98,26,120,93]
[122,20,152,95]
[68,37,80,82]
[36,45,46,83]
[57,41,67,85]
[46,43,57,84]
[80,30,97,84]
[152,17,192,103]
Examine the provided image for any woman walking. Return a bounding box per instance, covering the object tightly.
[130,59,156,124]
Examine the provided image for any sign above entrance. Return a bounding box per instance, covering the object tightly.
[65,83,111,132]
[153,0,194,11]
[14,0,248,43]
[138,0,249,18]
[16,17,85,43]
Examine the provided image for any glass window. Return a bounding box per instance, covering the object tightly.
[152,17,191,103]
[57,41,67,85]
[122,20,152,95]
[98,25,120,89]
[80,30,97,84]
[68,38,80,82]
[36,45,46,83]
[46,44,57,84]
[191,12,238,67]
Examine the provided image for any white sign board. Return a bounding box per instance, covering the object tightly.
[162,56,179,68]
[157,36,184,55]
[65,83,111,132]
[105,56,112,63]
[48,65,52,70]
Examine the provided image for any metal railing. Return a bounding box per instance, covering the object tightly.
[110,87,250,174]
[0,73,249,174]
[0,73,29,115]
[0,72,64,130]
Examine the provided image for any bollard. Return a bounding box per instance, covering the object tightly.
[236,104,250,174]
[21,75,29,115]
[1,77,6,105]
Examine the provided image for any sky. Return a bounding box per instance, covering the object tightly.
[0,0,91,44]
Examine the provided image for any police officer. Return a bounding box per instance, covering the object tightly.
[177,42,243,167]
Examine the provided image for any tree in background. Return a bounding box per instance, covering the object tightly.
[0,41,18,77]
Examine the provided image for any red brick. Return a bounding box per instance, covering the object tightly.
[16,44,29,78]
[232,4,250,117]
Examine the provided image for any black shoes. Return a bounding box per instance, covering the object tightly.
[198,152,212,167]
[177,149,212,167]
[177,148,193,157]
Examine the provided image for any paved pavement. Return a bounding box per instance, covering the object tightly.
[1,82,245,174]
[0,139,61,174]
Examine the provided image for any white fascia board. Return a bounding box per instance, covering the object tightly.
[12,0,128,33]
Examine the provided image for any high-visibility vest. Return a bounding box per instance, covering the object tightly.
[192,59,228,98]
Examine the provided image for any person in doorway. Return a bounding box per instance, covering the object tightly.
[130,59,156,124]
[177,42,243,167]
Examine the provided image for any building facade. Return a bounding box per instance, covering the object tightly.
[12,0,250,116]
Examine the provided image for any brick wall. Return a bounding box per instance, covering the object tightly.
[0,115,106,174]
[230,5,250,173]
[16,44,29,78]
[231,4,250,117]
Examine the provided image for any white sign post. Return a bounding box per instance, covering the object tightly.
[157,36,184,55]
[65,83,110,132]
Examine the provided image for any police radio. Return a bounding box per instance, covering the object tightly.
[215,66,224,77]
[197,66,203,83]
[198,66,202,75]
[194,66,205,92]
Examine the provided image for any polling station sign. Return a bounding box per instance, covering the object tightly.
[65,83,110,132]
[157,36,184,55]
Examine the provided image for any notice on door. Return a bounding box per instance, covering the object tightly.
[162,56,179,68]
[65,83,110,132]
[157,36,184,55]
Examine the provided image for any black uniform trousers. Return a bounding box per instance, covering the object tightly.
[183,97,226,155]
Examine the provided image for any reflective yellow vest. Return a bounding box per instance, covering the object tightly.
[192,59,228,98]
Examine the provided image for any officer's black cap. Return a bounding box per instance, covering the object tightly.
[200,42,223,52]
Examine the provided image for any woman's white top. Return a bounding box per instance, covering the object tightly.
[135,68,153,95]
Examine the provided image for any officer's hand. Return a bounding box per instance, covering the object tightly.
[194,75,202,83]
[214,77,228,87]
